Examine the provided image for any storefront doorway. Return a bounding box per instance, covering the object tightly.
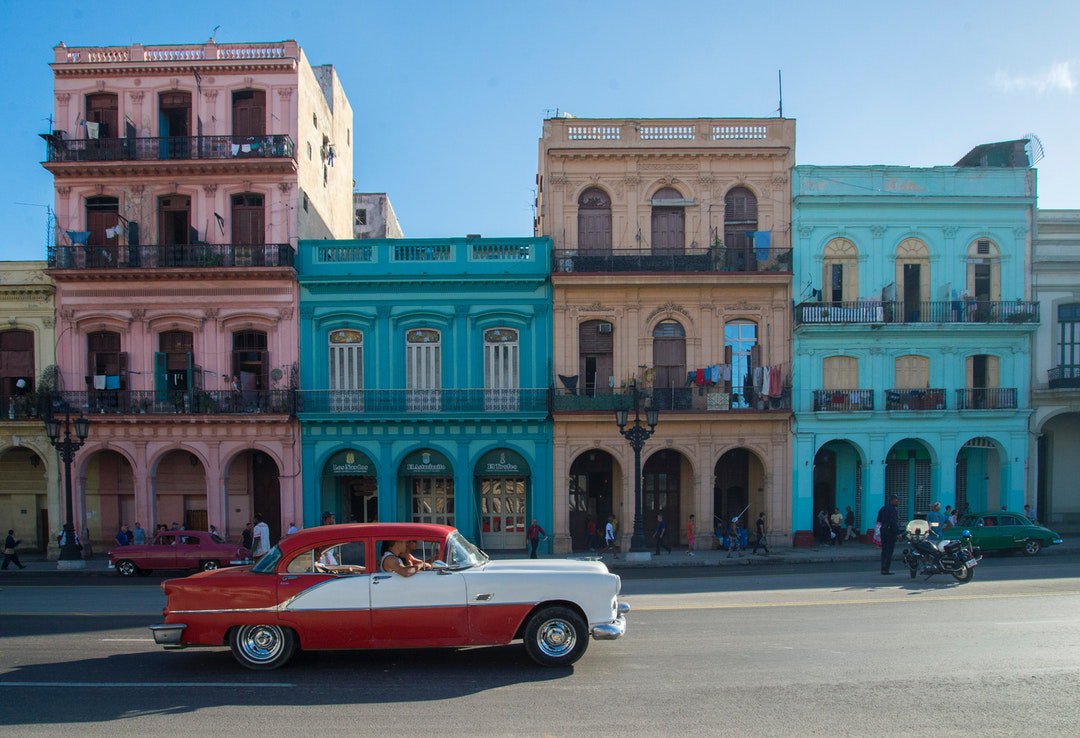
[568,450,615,552]
[322,449,378,524]
[643,449,684,543]
[401,449,454,526]
[476,449,530,550]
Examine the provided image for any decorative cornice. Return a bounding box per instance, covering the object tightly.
[128,91,144,104]
[942,226,958,238]
[870,225,886,238]
[55,93,70,105]
[579,301,615,313]
[798,225,812,239]
[646,300,693,324]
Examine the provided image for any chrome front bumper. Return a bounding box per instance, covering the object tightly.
[149,624,187,647]
[591,602,630,640]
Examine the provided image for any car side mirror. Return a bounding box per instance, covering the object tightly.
[431,560,449,574]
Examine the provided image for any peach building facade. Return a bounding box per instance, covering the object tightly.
[43,40,353,550]
[538,118,795,552]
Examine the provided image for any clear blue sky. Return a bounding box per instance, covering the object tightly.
[2,0,1077,260]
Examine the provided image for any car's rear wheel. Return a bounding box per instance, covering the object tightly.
[951,565,974,583]
[116,559,139,577]
[200,560,220,571]
[229,625,297,670]
[523,606,589,667]
[1023,539,1042,557]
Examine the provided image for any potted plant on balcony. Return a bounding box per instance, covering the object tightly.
[28,365,59,418]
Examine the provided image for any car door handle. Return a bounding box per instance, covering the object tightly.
[372,575,391,584]
[280,575,298,582]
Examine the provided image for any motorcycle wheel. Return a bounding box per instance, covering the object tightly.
[909,563,918,579]
[951,565,974,583]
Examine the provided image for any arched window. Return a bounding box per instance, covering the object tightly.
[822,238,858,303]
[823,355,858,390]
[406,329,441,411]
[895,238,930,321]
[966,238,1000,303]
[484,328,519,411]
[894,354,929,388]
[724,187,758,268]
[651,187,685,255]
[329,329,363,411]
[652,320,687,408]
[577,187,612,253]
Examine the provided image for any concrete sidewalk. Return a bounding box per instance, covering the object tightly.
[4,539,1070,576]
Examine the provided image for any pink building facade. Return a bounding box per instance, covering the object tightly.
[44,40,354,549]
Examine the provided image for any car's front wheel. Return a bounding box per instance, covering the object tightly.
[229,624,297,670]
[1023,539,1042,556]
[200,560,220,571]
[523,606,589,667]
[116,559,139,577]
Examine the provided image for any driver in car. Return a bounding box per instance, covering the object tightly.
[315,545,365,575]
[404,540,434,571]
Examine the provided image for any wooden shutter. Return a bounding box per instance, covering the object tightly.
[86,93,118,138]
[154,352,168,402]
[824,356,858,390]
[232,90,266,138]
[895,355,929,388]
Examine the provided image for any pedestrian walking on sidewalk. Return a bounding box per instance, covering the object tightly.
[752,512,770,555]
[604,515,618,558]
[726,517,742,558]
[844,506,857,541]
[252,514,270,562]
[654,512,672,555]
[132,522,146,546]
[527,519,547,559]
[686,514,696,556]
[3,529,27,570]
[876,495,900,575]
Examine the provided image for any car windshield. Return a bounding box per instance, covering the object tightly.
[445,532,489,570]
[251,546,281,573]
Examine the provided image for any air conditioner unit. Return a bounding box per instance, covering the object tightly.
[597,322,613,334]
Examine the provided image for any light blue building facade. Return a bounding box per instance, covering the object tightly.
[791,163,1038,543]
[297,237,553,552]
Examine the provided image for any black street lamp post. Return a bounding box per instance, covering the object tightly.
[615,382,659,553]
[45,407,90,567]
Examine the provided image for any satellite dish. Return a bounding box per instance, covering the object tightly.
[270,368,283,382]
[1023,133,1045,166]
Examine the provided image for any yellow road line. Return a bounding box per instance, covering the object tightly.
[632,589,1080,612]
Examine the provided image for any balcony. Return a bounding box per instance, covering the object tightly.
[0,395,45,421]
[795,300,1039,325]
[553,387,790,413]
[885,388,946,411]
[297,389,550,416]
[553,246,792,274]
[955,388,1018,410]
[813,389,874,412]
[43,135,295,164]
[52,390,294,417]
[1048,366,1080,389]
[48,243,294,270]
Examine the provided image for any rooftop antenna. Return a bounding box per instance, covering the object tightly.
[210,25,220,43]
[778,69,784,118]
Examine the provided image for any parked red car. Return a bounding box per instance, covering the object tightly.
[109,530,252,576]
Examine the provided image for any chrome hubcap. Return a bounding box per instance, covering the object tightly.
[1026,541,1039,554]
[239,625,284,663]
[537,618,576,658]
[203,561,218,570]
[118,562,134,576]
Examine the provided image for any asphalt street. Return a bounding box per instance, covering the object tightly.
[2,554,1079,736]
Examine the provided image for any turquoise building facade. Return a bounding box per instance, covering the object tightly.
[791,163,1038,543]
[297,237,553,552]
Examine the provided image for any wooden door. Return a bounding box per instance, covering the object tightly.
[651,208,685,255]
[86,93,118,139]
[577,188,612,253]
[232,90,266,138]
[157,195,191,250]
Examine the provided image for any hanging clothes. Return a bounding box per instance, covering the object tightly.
[686,371,696,386]
[761,365,772,398]
[771,365,783,395]
[709,365,721,385]
[85,121,100,139]
[753,366,764,392]
[694,368,706,386]
[66,231,91,245]
[93,375,106,390]
[723,364,732,381]
[105,375,121,390]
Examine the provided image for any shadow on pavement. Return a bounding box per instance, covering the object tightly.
[0,646,567,725]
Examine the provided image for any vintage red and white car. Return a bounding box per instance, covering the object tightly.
[150,523,629,669]
[110,530,252,577]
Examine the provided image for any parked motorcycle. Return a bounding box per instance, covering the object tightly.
[902,519,981,583]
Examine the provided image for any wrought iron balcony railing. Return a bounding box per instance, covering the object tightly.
[51,390,294,416]
[553,246,792,274]
[956,388,1018,410]
[48,243,294,270]
[794,300,1039,325]
[44,134,295,163]
[553,387,790,412]
[297,389,550,415]
[0,395,45,421]
[1048,366,1080,389]
[885,388,946,411]
[813,389,875,412]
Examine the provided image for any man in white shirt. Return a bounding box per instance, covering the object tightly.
[604,515,618,559]
[252,514,271,561]
[286,522,298,536]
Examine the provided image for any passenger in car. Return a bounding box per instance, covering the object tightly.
[380,540,422,577]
